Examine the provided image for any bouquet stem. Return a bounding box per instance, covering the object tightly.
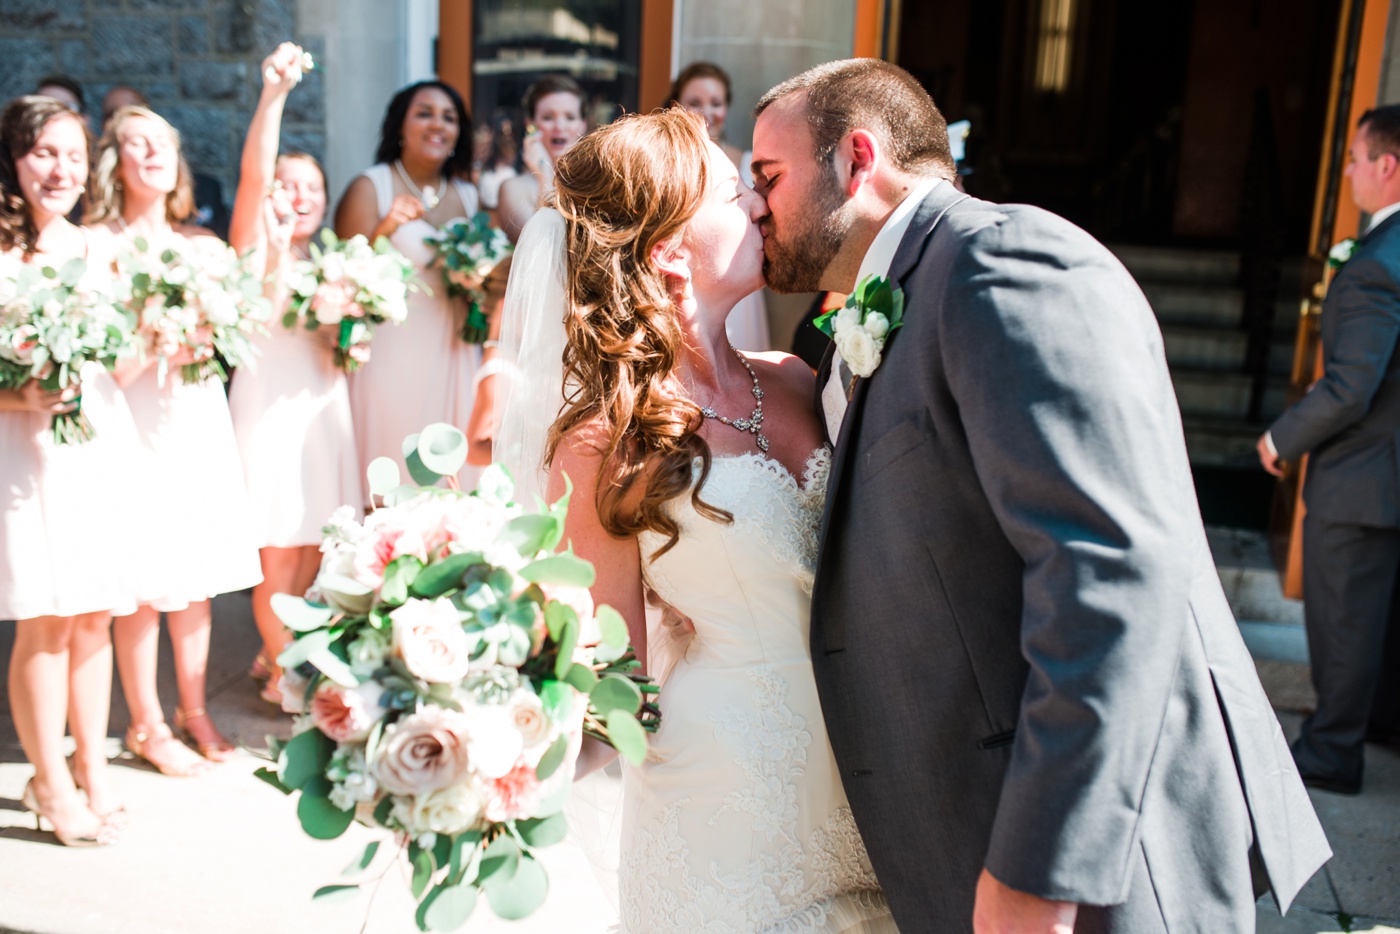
[51,407,94,445]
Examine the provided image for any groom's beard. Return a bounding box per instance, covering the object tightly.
[763,170,854,294]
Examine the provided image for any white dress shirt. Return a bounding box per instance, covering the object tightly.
[822,177,944,443]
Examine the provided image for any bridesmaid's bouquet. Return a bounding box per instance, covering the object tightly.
[285,231,416,372]
[258,425,658,929]
[425,213,512,344]
[116,237,271,385]
[0,259,137,443]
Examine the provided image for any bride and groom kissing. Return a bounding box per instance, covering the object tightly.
[496,59,1331,932]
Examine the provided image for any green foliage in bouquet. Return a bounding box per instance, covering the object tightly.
[255,424,658,929]
[0,258,138,443]
[425,212,512,344]
[284,229,417,372]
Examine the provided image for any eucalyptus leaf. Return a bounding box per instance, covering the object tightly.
[499,514,557,556]
[422,878,478,931]
[342,840,380,876]
[543,601,575,642]
[380,555,424,606]
[308,645,359,688]
[484,855,547,920]
[296,776,354,839]
[411,842,434,898]
[564,662,599,694]
[593,604,628,649]
[538,680,574,722]
[278,629,331,671]
[477,835,520,888]
[606,710,649,766]
[519,553,596,589]
[417,423,469,478]
[282,726,333,790]
[516,812,568,849]
[312,884,361,904]
[449,831,483,885]
[271,594,333,633]
[410,552,480,599]
[366,457,402,497]
[534,733,570,781]
[590,674,642,716]
[252,765,292,795]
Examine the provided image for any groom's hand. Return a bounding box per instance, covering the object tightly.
[973,869,1077,934]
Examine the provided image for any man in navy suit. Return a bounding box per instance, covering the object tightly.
[1261,105,1400,795]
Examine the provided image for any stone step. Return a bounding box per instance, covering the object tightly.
[1162,325,1295,374]
[1141,282,1244,327]
[1110,244,1241,284]
[1207,526,1306,629]
[1184,415,1271,467]
[1171,368,1289,420]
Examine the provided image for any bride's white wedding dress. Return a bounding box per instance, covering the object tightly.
[619,448,894,933]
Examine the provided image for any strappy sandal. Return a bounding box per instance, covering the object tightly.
[66,756,130,830]
[21,779,120,847]
[248,652,272,682]
[175,707,238,762]
[125,722,212,777]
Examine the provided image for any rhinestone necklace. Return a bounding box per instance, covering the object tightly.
[699,345,769,453]
[393,159,444,211]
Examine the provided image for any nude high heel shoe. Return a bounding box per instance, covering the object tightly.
[20,779,119,847]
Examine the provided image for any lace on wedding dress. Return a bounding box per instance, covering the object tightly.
[621,447,894,933]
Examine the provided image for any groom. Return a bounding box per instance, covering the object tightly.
[751,59,1331,932]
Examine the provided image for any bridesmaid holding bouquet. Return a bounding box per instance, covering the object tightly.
[88,106,262,776]
[227,43,361,704]
[334,80,483,490]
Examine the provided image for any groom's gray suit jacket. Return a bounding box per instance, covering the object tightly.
[811,184,1331,932]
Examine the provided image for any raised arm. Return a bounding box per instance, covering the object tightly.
[229,43,306,266]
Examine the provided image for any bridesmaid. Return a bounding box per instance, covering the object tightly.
[227,44,361,704]
[88,106,263,775]
[669,62,771,352]
[466,76,587,465]
[334,80,483,490]
[1,96,136,845]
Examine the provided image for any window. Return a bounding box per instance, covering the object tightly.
[1034,0,1077,94]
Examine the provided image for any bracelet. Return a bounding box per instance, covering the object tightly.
[474,357,508,386]
[482,339,500,350]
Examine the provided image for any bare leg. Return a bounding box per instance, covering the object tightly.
[167,600,233,758]
[10,616,106,839]
[251,545,320,702]
[66,611,121,816]
[113,604,209,776]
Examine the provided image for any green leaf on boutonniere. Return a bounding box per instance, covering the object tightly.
[813,274,906,339]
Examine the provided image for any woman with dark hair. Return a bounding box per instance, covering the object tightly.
[228,43,361,705]
[334,79,484,490]
[90,106,262,776]
[669,61,771,351]
[2,96,140,846]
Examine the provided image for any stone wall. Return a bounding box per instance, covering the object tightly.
[0,0,325,207]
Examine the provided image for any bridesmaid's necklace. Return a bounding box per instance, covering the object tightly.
[699,345,769,453]
[393,159,444,211]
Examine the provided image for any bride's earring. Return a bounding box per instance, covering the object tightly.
[670,275,693,304]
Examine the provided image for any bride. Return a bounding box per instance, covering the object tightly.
[496,109,893,931]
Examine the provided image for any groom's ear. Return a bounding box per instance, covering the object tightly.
[841,129,881,196]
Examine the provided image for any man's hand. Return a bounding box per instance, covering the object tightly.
[973,868,1077,934]
[1256,432,1284,477]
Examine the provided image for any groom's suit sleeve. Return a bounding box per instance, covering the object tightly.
[936,209,1197,905]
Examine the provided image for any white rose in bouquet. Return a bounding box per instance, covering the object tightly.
[403,784,485,836]
[372,705,474,795]
[390,598,474,684]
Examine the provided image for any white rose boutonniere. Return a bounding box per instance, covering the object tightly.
[1328,237,1357,270]
[815,274,905,378]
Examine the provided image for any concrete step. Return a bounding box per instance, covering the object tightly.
[1142,283,1244,327]
[1110,244,1240,284]
[1162,325,1295,374]
[1184,415,1270,467]
[1171,369,1288,420]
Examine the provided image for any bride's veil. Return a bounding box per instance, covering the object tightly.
[492,206,627,915]
[493,207,570,506]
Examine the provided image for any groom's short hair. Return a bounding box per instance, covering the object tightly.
[754,59,954,177]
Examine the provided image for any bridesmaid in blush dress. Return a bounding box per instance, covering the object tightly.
[1,96,136,845]
[227,44,361,704]
[333,80,483,491]
[88,106,262,776]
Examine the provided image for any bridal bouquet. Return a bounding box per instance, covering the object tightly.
[285,230,416,371]
[116,237,270,385]
[0,259,137,443]
[258,425,658,929]
[425,212,511,344]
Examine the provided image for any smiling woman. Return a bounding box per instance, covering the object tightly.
[333,79,487,493]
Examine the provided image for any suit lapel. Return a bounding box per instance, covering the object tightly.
[813,184,969,650]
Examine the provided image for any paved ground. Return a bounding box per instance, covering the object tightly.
[0,586,1397,933]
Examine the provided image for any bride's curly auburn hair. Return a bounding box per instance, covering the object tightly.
[547,108,730,555]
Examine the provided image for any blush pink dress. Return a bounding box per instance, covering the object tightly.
[347,164,483,491]
[0,235,143,620]
[228,301,362,547]
[118,236,263,611]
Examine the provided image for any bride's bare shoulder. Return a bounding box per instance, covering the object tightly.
[743,350,816,398]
